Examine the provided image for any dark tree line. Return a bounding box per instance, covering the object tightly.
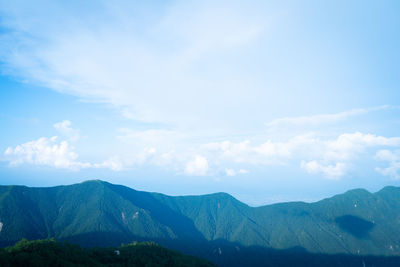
[0,239,215,267]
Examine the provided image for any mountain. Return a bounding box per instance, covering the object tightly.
[0,238,216,267]
[1,180,400,266]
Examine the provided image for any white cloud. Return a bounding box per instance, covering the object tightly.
[116,128,185,168]
[185,155,209,176]
[53,120,80,141]
[4,128,400,178]
[375,150,400,179]
[135,147,157,165]
[3,133,166,172]
[202,132,400,178]
[4,136,89,170]
[3,125,185,173]
[267,109,367,128]
[301,161,347,179]
[375,149,400,162]
[0,1,272,132]
[203,134,317,165]
[323,132,400,161]
[3,126,128,171]
[300,133,400,177]
[117,128,184,149]
[1,0,399,182]
[265,106,390,129]
[94,156,124,171]
[239,169,249,174]
[225,168,236,176]
[224,168,249,176]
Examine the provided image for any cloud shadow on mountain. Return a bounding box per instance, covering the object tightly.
[335,215,375,238]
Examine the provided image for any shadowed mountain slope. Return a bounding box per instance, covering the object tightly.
[0,238,215,267]
[1,180,400,266]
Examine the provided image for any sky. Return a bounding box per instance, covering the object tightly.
[0,0,400,206]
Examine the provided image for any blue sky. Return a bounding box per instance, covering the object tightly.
[0,0,400,205]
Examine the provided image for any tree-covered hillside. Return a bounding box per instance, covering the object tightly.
[0,238,215,267]
[1,180,400,266]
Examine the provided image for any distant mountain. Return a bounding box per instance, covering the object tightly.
[1,180,400,266]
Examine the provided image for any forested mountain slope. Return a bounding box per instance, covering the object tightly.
[1,180,400,266]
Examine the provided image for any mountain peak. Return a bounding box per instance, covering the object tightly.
[80,179,106,184]
[2,180,400,266]
[344,188,371,196]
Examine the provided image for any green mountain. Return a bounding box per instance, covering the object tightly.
[0,238,215,267]
[1,180,400,266]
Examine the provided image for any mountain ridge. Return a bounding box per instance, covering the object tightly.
[3,179,389,206]
[1,179,400,266]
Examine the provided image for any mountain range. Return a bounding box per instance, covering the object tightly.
[1,180,400,266]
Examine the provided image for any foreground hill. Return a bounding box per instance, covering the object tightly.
[1,180,400,266]
[0,238,215,267]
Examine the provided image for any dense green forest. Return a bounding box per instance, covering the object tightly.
[3,238,400,267]
[0,239,215,267]
[2,180,400,266]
